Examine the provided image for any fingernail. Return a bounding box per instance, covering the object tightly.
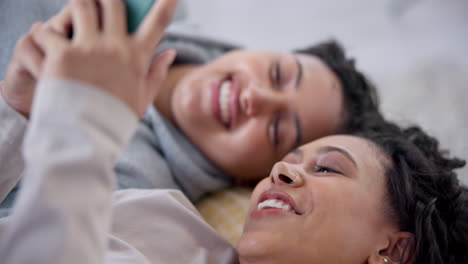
[163,49,177,66]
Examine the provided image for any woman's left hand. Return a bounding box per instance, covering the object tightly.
[32,0,177,117]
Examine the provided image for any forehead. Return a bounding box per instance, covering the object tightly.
[294,53,344,143]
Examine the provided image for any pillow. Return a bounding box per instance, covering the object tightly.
[196,187,253,245]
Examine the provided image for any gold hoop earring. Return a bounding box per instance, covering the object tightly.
[383,257,390,263]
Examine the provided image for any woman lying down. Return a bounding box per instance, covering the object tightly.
[1,81,467,264]
[0,1,467,264]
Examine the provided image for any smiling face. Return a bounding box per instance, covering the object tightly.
[171,50,343,182]
[238,135,397,264]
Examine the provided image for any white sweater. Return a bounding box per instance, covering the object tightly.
[0,79,237,264]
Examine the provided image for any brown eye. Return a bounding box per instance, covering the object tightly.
[315,165,340,174]
[271,112,280,147]
[271,60,282,90]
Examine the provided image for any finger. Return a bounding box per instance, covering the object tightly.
[48,3,72,36]
[100,0,126,36]
[135,0,178,53]
[71,0,100,42]
[32,25,68,55]
[145,49,176,99]
[16,32,44,78]
[13,23,46,78]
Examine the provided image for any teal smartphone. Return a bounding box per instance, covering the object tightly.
[124,0,155,33]
[68,0,155,38]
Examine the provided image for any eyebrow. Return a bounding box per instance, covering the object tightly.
[292,57,303,148]
[293,114,302,147]
[294,57,303,89]
[318,146,358,168]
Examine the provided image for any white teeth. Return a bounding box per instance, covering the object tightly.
[257,199,292,212]
[219,80,231,124]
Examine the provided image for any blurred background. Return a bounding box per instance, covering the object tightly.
[170,0,468,183]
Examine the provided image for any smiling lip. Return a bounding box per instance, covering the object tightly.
[210,80,223,127]
[228,76,240,128]
[251,190,303,218]
[210,76,240,129]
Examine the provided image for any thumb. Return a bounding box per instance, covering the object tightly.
[145,48,177,97]
[48,4,73,37]
[147,49,177,81]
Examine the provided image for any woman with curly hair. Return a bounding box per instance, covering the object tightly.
[235,123,468,264]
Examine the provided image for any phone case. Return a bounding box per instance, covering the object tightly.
[124,0,155,33]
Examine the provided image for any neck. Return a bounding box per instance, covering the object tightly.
[153,64,198,123]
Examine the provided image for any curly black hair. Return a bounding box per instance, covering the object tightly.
[295,40,383,134]
[358,122,468,264]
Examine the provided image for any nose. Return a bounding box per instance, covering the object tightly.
[270,161,304,187]
[240,85,285,117]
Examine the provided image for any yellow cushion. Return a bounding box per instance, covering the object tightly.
[196,187,253,246]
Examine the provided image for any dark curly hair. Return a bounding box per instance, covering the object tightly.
[358,122,468,264]
[295,40,383,133]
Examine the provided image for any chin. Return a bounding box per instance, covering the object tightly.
[237,230,275,260]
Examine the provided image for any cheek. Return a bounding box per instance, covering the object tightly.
[217,53,267,81]
[300,179,372,238]
[209,120,270,157]
[248,178,270,207]
[315,181,371,221]
[315,182,381,245]
[235,122,267,147]
[289,182,380,262]
[252,178,271,196]
[172,79,204,121]
[181,122,275,179]
[227,124,277,164]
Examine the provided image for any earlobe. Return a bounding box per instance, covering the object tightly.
[367,237,390,264]
[373,231,414,264]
